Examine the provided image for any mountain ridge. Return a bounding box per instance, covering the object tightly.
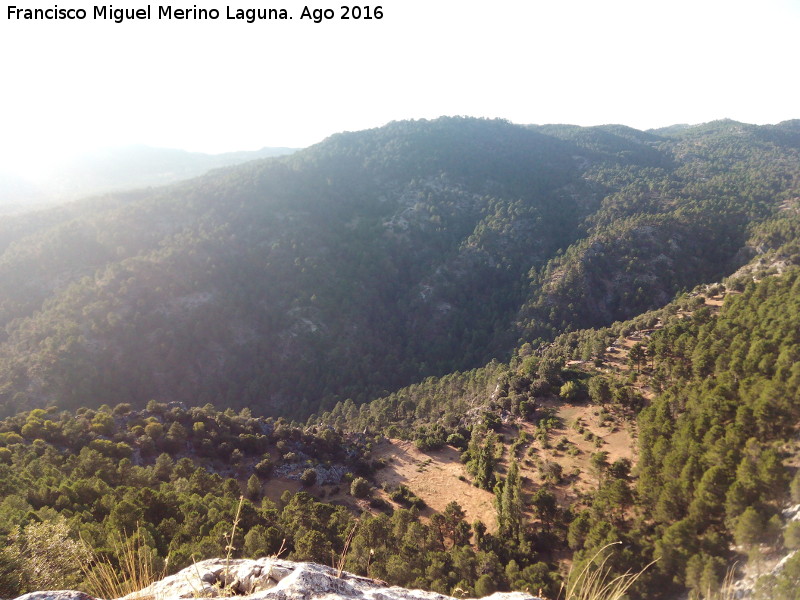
[0,117,798,419]
[0,145,297,211]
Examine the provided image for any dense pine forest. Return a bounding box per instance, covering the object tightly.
[1,117,799,420]
[1,117,800,599]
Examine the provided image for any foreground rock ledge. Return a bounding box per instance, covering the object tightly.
[13,558,542,600]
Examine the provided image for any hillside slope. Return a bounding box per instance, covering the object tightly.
[3,268,800,600]
[0,118,798,419]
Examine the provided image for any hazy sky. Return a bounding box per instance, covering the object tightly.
[1,0,799,174]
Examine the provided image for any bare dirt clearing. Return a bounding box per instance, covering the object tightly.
[254,293,733,527]
[516,399,636,499]
[372,439,498,530]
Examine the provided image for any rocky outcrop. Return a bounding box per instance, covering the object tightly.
[14,593,94,600]
[13,559,541,600]
[729,504,800,598]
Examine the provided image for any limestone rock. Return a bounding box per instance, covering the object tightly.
[126,558,540,600]
[13,559,541,600]
[14,592,95,600]
[728,504,800,598]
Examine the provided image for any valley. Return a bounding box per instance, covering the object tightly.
[1,117,800,600]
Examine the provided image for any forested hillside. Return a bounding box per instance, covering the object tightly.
[0,117,798,420]
[316,267,800,599]
[2,116,800,599]
[3,268,800,599]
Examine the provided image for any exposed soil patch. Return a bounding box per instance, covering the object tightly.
[371,439,498,531]
[263,479,302,504]
[252,294,733,528]
[516,399,636,501]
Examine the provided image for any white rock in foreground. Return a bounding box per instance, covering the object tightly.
[14,559,541,600]
[14,593,95,600]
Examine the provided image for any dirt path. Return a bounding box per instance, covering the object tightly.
[596,291,728,400]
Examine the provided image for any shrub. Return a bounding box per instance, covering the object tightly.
[474,574,496,597]
[560,381,581,401]
[300,468,317,487]
[609,458,631,479]
[785,521,800,550]
[447,432,468,451]
[483,412,502,431]
[350,477,371,498]
[369,497,389,510]
[388,484,426,508]
[3,518,90,595]
[255,457,273,477]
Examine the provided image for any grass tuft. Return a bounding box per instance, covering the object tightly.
[336,521,359,578]
[561,543,655,600]
[221,495,245,589]
[81,527,165,600]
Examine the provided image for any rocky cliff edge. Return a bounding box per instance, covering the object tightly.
[12,558,541,600]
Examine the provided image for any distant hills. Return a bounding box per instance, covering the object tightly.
[0,116,798,419]
[0,145,296,211]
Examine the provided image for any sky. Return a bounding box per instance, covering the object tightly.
[1,0,799,176]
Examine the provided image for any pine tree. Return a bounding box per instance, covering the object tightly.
[246,474,261,501]
[473,433,497,490]
[497,460,523,540]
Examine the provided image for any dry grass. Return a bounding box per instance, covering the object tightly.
[561,543,654,600]
[336,521,359,578]
[82,498,252,600]
[223,496,245,581]
[81,528,165,600]
[704,565,737,600]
